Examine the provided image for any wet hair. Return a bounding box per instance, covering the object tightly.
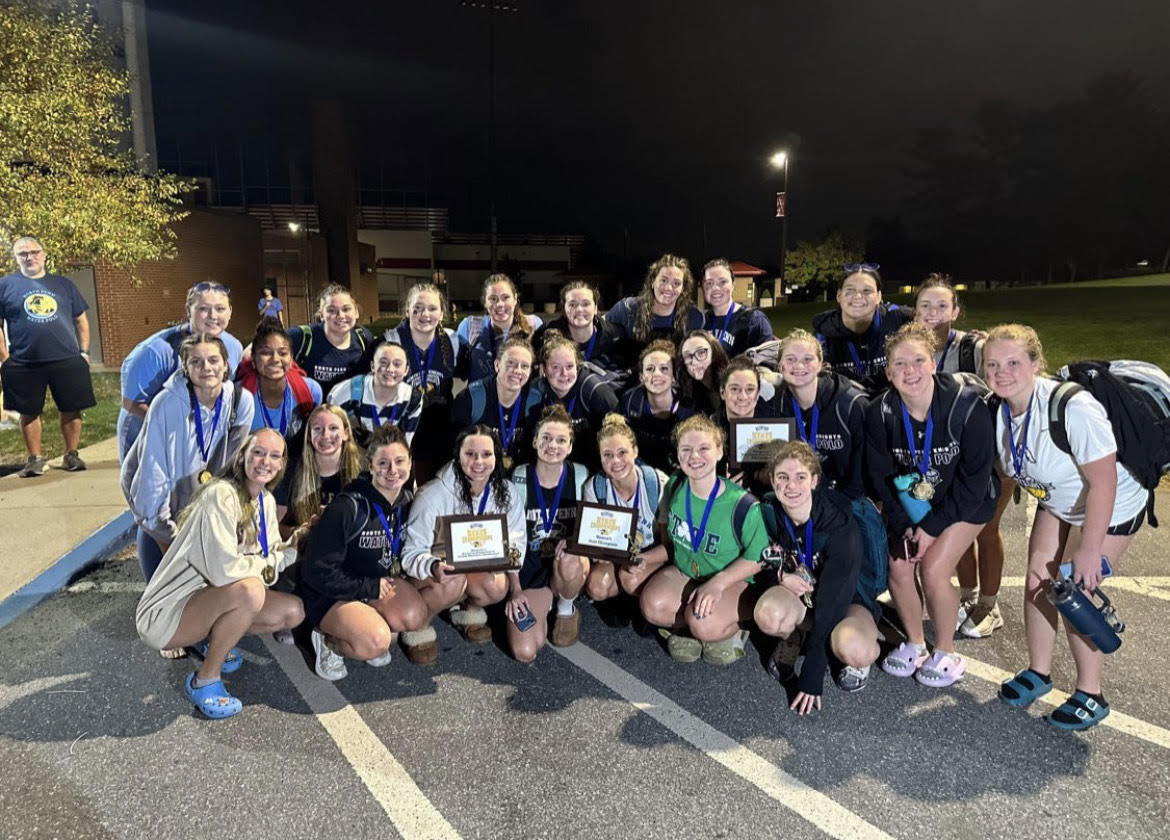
[915,272,961,310]
[985,323,1047,373]
[453,425,512,510]
[672,413,725,450]
[539,328,583,367]
[403,282,448,321]
[885,322,939,359]
[719,355,761,391]
[482,273,534,340]
[596,412,638,451]
[533,403,575,444]
[292,405,363,526]
[840,265,883,293]
[638,339,678,373]
[179,332,230,382]
[777,328,824,365]
[767,440,822,481]
[701,258,734,287]
[179,429,288,544]
[560,280,601,311]
[316,283,359,321]
[365,424,412,475]
[184,281,232,313]
[633,253,696,343]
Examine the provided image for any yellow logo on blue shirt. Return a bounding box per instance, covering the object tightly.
[23,292,58,321]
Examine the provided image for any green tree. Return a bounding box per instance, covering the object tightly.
[784,230,863,291]
[0,1,189,274]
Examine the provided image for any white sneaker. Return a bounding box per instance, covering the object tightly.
[955,598,974,632]
[960,602,1004,638]
[365,650,392,667]
[311,630,348,681]
[273,628,295,645]
[836,664,871,693]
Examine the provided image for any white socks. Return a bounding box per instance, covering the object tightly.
[556,596,575,617]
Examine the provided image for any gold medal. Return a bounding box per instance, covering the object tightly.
[910,478,934,502]
[198,469,213,484]
[540,538,557,559]
[261,564,276,585]
[507,544,522,567]
[502,454,514,472]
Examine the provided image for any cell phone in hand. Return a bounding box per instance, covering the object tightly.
[1059,556,1113,581]
[891,537,918,560]
[512,607,537,631]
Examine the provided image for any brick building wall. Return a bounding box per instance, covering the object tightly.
[94,209,264,365]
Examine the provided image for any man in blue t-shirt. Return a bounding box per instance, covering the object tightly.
[0,236,96,477]
[258,286,284,326]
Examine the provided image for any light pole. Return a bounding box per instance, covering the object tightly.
[770,150,789,302]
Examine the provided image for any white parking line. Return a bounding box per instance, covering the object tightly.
[994,576,1170,602]
[262,636,462,840]
[959,655,1170,751]
[553,641,893,840]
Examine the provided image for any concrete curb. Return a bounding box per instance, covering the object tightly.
[0,510,135,632]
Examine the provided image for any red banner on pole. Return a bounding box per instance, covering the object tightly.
[775,192,787,218]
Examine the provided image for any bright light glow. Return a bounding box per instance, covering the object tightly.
[954,283,968,291]
[770,151,788,169]
[1137,260,1150,267]
[288,222,302,233]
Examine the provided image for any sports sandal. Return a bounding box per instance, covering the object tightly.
[880,641,929,678]
[999,669,1053,708]
[185,673,242,719]
[188,640,243,674]
[914,650,967,688]
[1045,690,1110,731]
[702,630,748,665]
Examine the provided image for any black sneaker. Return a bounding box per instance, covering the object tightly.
[18,455,48,477]
[62,450,87,472]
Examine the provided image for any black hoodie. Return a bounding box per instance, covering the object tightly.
[759,488,861,696]
[811,302,912,395]
[774,371,868,500]
[864,372,997,539]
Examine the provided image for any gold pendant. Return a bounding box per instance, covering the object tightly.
[502,454,514,472]
[198,469,213,484]
[540,538,557,559]
[261,564,276,585]
[910,478,934,501]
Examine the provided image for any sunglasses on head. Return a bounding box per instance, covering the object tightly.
[843,262,880,274]
[191,281,231,295]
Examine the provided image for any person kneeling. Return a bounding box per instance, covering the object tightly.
[135,429,305,719]
[639,415,770,665]
[298,425,432,679]
[755,442,881,715]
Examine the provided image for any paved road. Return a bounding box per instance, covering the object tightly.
[2,494,1169,840]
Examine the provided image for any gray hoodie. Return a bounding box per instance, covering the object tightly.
[402,461,527,580]
[120,370,254,545]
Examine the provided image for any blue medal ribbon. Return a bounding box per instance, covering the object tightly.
[900,401,934,478]
[607,475,641,512]
[534,464,568,535]
[193,388,225,466]
[369,398,403,429]
[497,391,523,451]
[582,327,598,362]
[373,502,402,565]
[713,303,737,346]
[793,401,819,449]
[936,330,957,370]
[781,512,814,571]
[256,491,269,559]
[643,390,678,417]
[1003,392,1034,479]
[685,478,721,554]
[257,384,290,435]
[410,336,437,392]
[476,485,491,515]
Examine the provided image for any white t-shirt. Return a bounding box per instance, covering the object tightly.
[994,377,1146,526]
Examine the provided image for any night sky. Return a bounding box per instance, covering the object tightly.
[145,0,1170,269]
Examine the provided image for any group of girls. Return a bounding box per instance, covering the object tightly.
[121,259,1141,733]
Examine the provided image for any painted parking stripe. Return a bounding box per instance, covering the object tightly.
[553,641,893,840]
[993,576,1170,602]
[262,637,462,840]
[959,654,1170,751]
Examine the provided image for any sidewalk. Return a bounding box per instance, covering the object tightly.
[0,437,133,628]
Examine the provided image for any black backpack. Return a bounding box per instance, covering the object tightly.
[1048,360,1170,527]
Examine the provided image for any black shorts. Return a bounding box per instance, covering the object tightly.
[0,356,96,416]
[1107,508,1146,537]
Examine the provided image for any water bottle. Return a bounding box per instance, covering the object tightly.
[1047,577,1125,654]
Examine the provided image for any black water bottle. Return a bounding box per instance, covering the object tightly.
[1047,578,1124,654]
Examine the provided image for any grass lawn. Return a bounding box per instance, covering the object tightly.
[764,275,1170,372]
[0,370,120,467]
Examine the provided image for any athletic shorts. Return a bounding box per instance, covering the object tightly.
[1107,508,1146,537]
[0,356,96,415]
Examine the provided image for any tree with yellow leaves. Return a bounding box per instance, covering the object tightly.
[0,1,189,275]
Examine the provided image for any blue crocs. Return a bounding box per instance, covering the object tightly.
[184,673,242,719]
[188,640,243,674]
[1045,690,1110,731]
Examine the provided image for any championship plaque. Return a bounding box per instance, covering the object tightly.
[440,514,514,573]
[567,501,639,564]
[728,418,796,469]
